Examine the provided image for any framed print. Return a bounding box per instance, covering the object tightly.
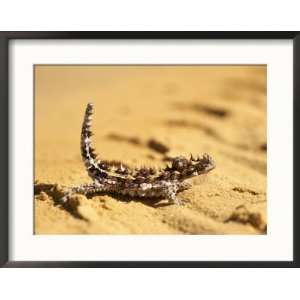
[0,32,299,267]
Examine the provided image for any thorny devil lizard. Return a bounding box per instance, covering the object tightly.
[61,103,216,205]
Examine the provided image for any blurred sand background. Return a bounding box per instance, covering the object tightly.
[34,65,267,234]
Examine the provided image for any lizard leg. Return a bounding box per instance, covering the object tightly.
[178,181,192,191]
[60,182,106,203]
[164,183,182,205]
[175,181,192,204]
[163,181,191,205]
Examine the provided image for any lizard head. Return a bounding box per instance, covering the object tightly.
[170,154,216,180]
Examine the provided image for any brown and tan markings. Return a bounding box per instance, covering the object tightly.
[61,103,216,205]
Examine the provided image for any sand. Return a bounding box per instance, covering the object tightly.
[34,65,267,234]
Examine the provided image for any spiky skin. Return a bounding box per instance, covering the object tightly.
[62,103,216,205]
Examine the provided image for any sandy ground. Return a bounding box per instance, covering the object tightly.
[34,65,267,234]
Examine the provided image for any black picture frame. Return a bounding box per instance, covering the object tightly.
[0,31,299,268]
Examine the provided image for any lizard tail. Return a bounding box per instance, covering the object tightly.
[81,103,114,181]
[80,103,99,169]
